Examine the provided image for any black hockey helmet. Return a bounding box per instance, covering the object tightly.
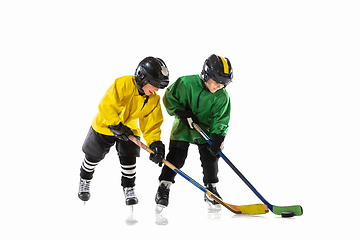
[135,57,169,89]
[201,54,233,87]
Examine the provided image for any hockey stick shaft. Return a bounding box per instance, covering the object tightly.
[193,123,303,216]
[128,135,268,215]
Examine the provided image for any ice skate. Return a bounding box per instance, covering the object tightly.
[204,183,222,211]
[123,187,138,205]
[78,178,91,203]
[155,181,171,212]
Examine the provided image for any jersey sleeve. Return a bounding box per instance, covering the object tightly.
[163,77,188,116]
[97,77,134,127]
[97,82,123,127]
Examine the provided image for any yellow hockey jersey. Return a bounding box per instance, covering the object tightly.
[91,75,163,146]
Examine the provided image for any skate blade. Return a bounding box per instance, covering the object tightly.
[125,205,138,225]
[155,206,168,225]
[155,212,168,225]
[155,204,166,213]
[206,201,221,212]
[125,215,138,225]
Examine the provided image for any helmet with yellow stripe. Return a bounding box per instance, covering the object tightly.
[201,54,233,87]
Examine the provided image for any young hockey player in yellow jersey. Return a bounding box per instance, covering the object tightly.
[78,57,169,205]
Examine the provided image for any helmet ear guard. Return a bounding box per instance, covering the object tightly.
[200,64,210,82]
[137,72,145,81]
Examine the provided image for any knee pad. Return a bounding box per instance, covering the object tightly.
[166,147,188,169]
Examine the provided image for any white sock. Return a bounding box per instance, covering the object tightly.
[160,180,172,189]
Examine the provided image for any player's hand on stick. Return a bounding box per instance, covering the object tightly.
[149,141,165,167]
[175,109,199,129]
[208,133,225,157]
[108,123,133,141]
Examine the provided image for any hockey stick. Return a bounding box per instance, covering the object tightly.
[193,123,303,217]
[128,135,269,215]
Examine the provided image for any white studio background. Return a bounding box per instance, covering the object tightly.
[1,1,359,239]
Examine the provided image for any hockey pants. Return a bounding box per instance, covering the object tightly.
[80,127,140,188]
[159,140,219,185]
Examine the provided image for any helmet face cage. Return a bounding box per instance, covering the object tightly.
[201,54,233,87]
[135,57,169,89]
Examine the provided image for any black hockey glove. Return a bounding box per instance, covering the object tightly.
[208,133,225,157]
[175,109,199,130]
[108,123,133,141]
[149,141,165,167]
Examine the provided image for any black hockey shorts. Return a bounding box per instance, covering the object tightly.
[159,140,219,184]
[82,126,140,163]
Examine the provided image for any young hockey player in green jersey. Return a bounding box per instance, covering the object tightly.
[150,54,233,210]
[78,57,169,205]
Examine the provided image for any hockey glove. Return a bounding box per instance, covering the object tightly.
[175,109,199,130]
[208,133,225,157]
[149,141,165,167]
[108,123,133,141]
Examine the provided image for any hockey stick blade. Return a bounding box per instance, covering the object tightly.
[272,205,303,216]
[128,135,269,215]
[192,123,303,216]
[208,192,269,214]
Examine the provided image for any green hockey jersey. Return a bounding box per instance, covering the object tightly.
[163,74,231,144]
